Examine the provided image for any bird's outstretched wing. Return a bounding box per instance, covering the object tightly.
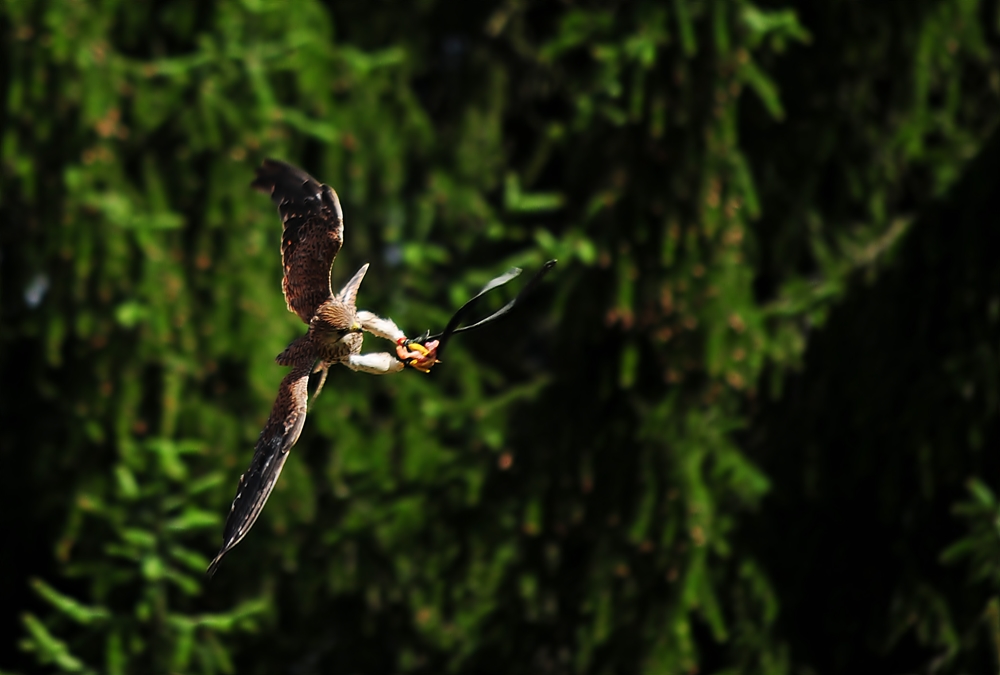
[251,159,344,324]
[207,363,312,577]
[335,262,369,307]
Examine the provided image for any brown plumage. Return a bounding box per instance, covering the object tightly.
[253,158,345,324]
[207,160,438,577]
[206,364,310,578]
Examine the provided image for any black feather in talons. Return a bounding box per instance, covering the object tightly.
[410,259,557,359]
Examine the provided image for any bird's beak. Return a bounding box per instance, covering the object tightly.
[350,322,362,332]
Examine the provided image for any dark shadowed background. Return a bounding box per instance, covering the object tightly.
[1,1,998,674]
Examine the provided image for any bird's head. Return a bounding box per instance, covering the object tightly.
[312,302,361,339]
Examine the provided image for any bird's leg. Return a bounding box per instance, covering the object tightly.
[356,310,406,342]
[345,352,406,374]
[356,310,440,373]
[310,362,330,406]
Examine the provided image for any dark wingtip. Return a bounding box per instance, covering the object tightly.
[250,158,320,196]
[205,547,228,579]
[250,158,288,192]
[250,159,342,219]
[205,541,239,579]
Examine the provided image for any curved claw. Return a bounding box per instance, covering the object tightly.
[396,338,440,373]
[409,342,431,357]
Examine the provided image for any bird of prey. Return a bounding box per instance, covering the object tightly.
[207,159,439,577]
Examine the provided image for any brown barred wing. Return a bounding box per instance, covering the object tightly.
[207,363,311,577]
[251,159,344,324]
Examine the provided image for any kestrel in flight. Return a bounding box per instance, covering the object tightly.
[207,159,439,576]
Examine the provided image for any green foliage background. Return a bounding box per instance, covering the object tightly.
[0,1,997,673]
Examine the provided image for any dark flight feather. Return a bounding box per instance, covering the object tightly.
[251,159,344,325]
[207,363,311,577]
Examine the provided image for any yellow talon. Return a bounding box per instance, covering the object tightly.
[408,342,430,356]
[397,338,439,373]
